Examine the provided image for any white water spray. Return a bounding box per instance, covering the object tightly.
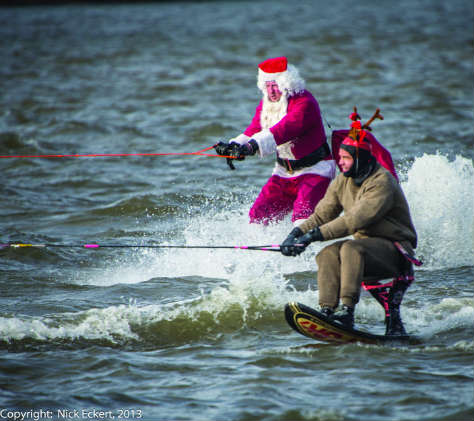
[402,153,473,268]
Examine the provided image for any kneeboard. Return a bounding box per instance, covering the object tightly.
[285,302,410,345]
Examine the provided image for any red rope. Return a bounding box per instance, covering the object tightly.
[0,145,233,159]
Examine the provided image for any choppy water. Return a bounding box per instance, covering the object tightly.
[0,1,473,421]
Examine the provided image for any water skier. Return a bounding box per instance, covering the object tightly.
[280,111,418,334]
[215,56,336,226]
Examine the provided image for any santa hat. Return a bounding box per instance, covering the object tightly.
[257,56,305,97]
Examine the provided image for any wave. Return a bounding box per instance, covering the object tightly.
[1,271,472,352]
[1,153,472,351]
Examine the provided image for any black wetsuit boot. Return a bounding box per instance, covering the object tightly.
[385,278,411,336]
[329,305,354,329]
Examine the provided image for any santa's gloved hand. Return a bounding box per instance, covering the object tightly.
[214,141,231,156]
[280,227,305,256]
[213,142,239,170]
[228,139,259,160]
[239,139,259,156]
[227,142,246,160]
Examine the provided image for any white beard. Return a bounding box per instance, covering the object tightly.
[260,95,288,129]
[260,94,295,159]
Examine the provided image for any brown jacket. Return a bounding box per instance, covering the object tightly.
[299,164,417,250]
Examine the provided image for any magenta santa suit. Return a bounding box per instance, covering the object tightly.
[230,57,336,225]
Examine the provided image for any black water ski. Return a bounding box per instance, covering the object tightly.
[285,302,411,344]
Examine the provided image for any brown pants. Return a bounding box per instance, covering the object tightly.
[316,237,405,308]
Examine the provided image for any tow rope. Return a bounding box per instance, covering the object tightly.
[0,145,233,160]
[1,243,283,252]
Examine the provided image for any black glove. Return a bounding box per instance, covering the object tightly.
[280,227,304,256]
[214,141,231,156]
[297,227,324,245]
[240,139,259,156]
[280,227,324,257]
[214,140,259,170]
[228,139,259,159]
[227,142,246,160]
[213,142,238,170]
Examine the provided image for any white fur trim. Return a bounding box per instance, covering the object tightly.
[252,129,277,157]
[257,64,305,97]
[272,159,337,179]
[228,133,250,145]
[276,141,295,160]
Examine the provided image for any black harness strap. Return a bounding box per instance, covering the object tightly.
[276,143,330,173]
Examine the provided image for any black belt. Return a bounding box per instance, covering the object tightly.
[277,143,330,173]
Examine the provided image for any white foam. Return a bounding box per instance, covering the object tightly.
[416,297,474,336]
[76,201,322,286]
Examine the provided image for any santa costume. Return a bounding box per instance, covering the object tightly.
[229,56,336,225]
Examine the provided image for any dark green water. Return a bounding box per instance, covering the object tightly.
[0,1,473,420]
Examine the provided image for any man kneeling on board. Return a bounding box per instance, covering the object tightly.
[280,109,418,332]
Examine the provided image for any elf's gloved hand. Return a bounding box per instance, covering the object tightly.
[297,227,324,246]
[280,227,324,256]
[280,227,304,256]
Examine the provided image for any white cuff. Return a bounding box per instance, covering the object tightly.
[228,133,250,145]
[252,129,277,157]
